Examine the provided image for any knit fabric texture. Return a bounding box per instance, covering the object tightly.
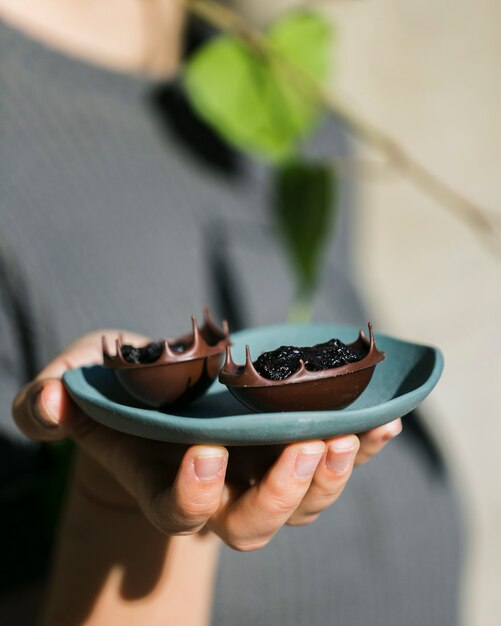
[0,19,462,625]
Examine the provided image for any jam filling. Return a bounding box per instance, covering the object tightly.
[253,339,363,381]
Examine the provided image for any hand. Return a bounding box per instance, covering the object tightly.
[12,330,402,551]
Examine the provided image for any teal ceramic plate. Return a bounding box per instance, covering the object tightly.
[63,324,443,446]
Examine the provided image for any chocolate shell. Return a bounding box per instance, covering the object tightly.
[219,323,385,412]
[103,308,230,409]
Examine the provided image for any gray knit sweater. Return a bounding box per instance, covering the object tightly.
[0,19,462,625]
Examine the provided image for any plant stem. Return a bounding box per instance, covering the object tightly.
[181,0,501,259]
[286,289,314,323]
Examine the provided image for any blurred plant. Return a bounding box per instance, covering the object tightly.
[185,11,331,161]
[184,9,336,320]
[273,161,335,320]
[181,0,501,320]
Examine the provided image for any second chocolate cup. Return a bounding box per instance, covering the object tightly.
[219,323,385,413]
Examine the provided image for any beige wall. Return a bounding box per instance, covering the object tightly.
[334,2,500,626]
[238,1,501,625]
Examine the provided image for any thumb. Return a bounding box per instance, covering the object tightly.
[11,329,149,442]
[12,378,85,442]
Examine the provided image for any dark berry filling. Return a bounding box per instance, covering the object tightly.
[253,339,364,381]
[121,340,189,364]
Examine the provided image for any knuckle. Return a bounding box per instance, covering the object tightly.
[145,480,220,537]
[267,494,297,517]
[149,514,204,537]
[174,490,220,526]
[261,482,298,518]
[287,513,320,527]
[225,536,271,552]
[182,499,218,521]
[313,486,344,506]
[147,502,206,536]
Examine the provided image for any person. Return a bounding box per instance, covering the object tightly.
[0,1,462,624]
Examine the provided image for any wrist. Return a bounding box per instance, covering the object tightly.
[42,450,221,626]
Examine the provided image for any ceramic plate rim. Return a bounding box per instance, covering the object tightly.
[63,324,444,445]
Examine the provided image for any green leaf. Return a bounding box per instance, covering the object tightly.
[183,11,333,161]
[273,160,336,294]
[184,38,298,159]
[267,11,332,83]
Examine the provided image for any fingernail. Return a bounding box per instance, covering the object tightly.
[41,386,60,425]
[326,441,357,474]
[383,421,403,441]
[194,451,226,481]
[31,386,58,428]
[295,445,324,480]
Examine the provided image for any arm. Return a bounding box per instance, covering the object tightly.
[41,451,219,626]
[13,330,402,625]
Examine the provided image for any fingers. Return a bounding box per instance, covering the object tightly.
[11,328,231,539]
[12,378,82,441]
[355,418,403,466]
[206,419,402,551]
[16,379,230,537]
[72,429,229,536]
[287,435,359,526]
[209,441,325,551]
[140,446,228,535]
[12,329,149,441]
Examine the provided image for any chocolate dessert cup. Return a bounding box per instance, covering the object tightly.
[219,323,385,412]
[103,308,230,409]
